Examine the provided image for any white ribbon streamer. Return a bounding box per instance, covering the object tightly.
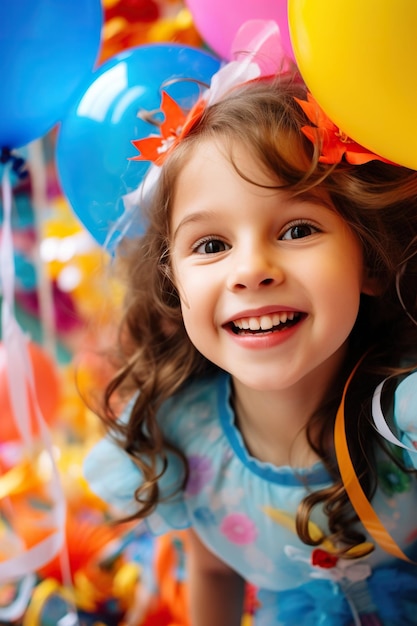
[372,379,417,453]
[0,163,77,621]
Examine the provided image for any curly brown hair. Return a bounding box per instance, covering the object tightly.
[96,73,417,555]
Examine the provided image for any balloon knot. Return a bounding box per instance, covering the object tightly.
[0,147,28,179]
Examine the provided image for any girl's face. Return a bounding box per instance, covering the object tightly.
[170,138,374,394]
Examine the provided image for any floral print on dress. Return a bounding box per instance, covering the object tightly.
[185,455,214,495]
[193,506,217,526]
[311,548,339,569]
[284,544,372,583]
[378,459,412,496]
[220,512,258,545]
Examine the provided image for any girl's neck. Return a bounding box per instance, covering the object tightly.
[231,384,320,468]
[230,363,343,469]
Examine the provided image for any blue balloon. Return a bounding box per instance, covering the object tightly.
[56,44,220,250]
[0,0,102,149]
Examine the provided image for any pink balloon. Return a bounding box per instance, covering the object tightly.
[185,0,294,61]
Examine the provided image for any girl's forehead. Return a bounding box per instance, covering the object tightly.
[167,127,333,226]
[173,134,324,206]
[176,135,277,186]
[170,136,337,226]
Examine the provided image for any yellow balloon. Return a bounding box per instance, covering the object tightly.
[288,0,417,170]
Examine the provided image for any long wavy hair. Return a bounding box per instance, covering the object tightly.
[97,73,417,555]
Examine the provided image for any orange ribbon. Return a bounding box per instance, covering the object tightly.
[334,361,415,563]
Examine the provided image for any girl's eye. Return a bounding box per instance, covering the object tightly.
[194,238,230,254]
[281,222,319,240]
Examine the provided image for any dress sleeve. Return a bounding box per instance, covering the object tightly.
[83,400,191,534]
[393,371,417,469]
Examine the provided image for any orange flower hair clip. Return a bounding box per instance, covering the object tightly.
[130,20,287,168]
[130,91,205,166]
[295,93,393,166]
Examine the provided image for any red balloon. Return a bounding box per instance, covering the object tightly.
[0,341,60,442]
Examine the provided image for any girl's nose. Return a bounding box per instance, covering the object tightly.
[226,247,284,291]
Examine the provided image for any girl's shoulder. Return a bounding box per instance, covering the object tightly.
[157,370,229,441]
[82,370,229,520]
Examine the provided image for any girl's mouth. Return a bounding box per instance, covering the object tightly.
[229,311,304,335]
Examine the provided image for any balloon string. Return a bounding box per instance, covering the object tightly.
[1,163,32,448]
[1,162,16,305]
[27,139,57,358]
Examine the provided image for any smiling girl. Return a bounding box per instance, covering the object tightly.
[84,23,417,626]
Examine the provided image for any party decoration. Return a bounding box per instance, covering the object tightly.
[295,93,394,165]
[131,91,205,166]
[100,4,202,63]
[0,0,103,150]
[56,44,220,250]
[104,0,160,24]
[184,0,294,62]
[0,341,60,441]
[288,0,417,170]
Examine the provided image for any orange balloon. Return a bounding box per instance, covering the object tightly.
[0,341,61,442]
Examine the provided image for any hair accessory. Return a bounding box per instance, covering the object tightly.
[129,20,285,168]
[295,93,394,166]
[130,92,206,167]
[113,19,291,249]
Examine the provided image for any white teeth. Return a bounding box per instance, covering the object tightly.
[260,315,273,330]
[249,317,260,330]
[232,312,298,331]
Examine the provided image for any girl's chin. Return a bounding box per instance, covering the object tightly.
[230,374,294,393]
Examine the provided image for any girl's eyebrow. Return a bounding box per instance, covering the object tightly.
[291,190,335,211]
[172,209,218,241]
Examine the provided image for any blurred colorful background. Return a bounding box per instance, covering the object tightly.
[2,0,417,623]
